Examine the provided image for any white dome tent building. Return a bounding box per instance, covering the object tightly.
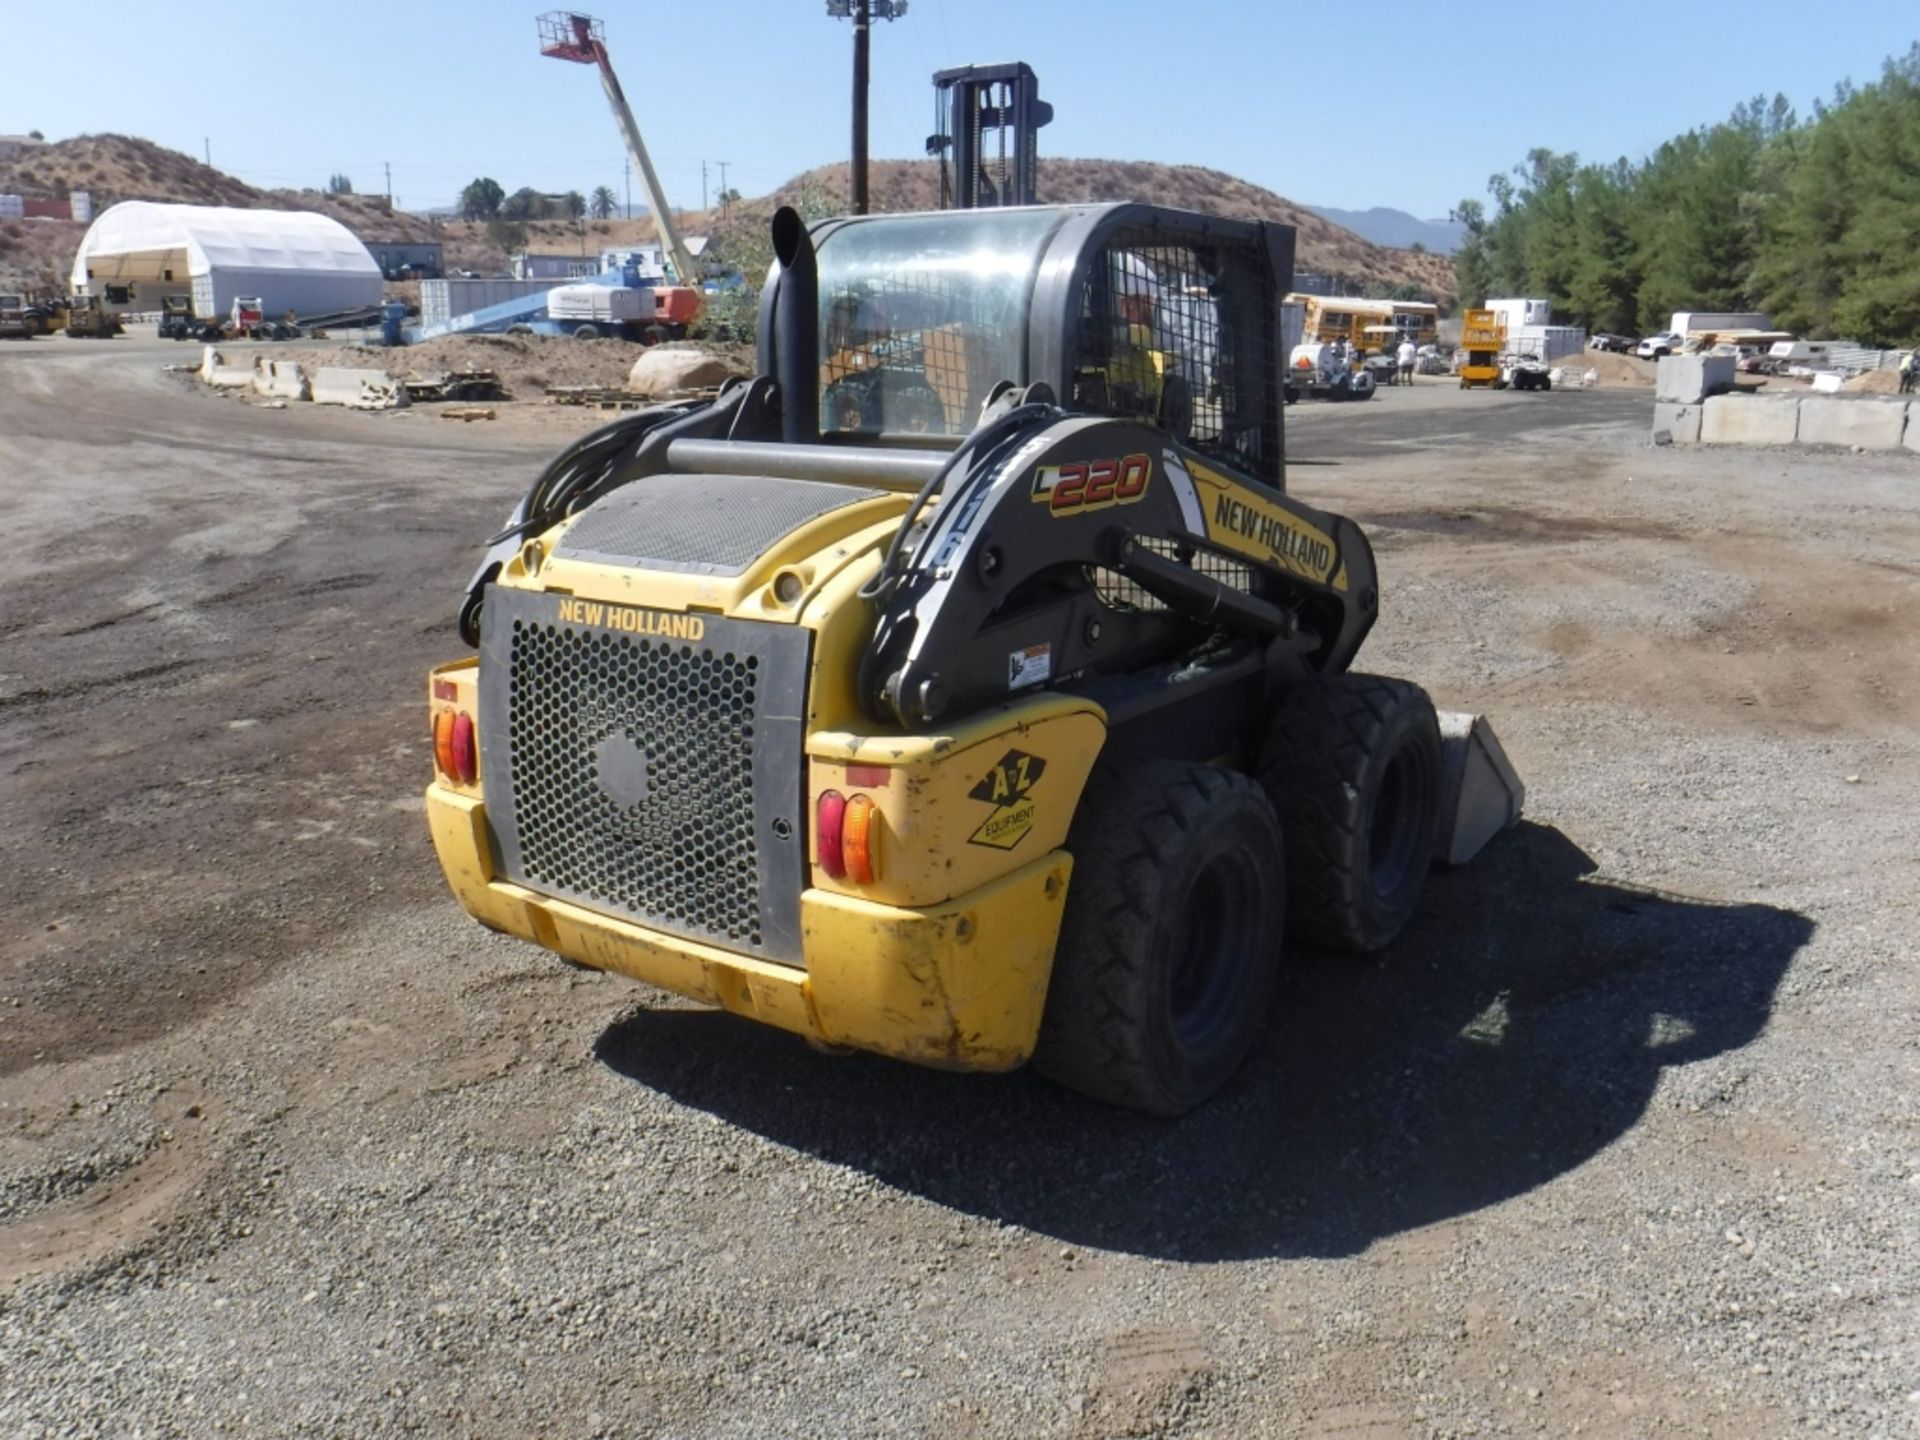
[70,201,383,320]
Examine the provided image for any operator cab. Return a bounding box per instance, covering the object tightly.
[798,203,1294,488]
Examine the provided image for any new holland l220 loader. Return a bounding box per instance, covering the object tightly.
[426,203,1523,1114]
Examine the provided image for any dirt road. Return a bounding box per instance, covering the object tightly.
[2,342,1916,1438]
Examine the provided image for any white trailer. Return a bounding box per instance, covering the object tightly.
[546,282,656,339]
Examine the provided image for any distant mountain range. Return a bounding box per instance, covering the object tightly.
[1306,205,1465,254]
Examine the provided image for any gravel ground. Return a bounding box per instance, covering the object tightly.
[2,344,1917,1438]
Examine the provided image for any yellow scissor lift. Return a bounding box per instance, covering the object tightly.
[1458,308,1505,388]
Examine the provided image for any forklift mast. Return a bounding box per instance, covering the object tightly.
[928,62,1053,209]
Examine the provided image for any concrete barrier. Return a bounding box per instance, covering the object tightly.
[1655,353,1736,404]
[1652,401,1704,445]
[252,358,311,402]
[1701,394,1800,447]
[197,346,253,390]
[1797,396,1907,451]
[312,367,409,410]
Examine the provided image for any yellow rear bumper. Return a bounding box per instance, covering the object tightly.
[426,786,1069,1071]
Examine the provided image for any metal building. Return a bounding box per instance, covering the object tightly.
[70,201,384,318]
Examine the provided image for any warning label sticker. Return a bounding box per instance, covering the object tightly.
[1008,642,1052,691]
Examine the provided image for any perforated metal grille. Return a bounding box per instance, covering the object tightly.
[507,620,765,946]
[479,589,811,964]
[554,473,884,575]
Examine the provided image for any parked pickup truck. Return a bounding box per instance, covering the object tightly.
[1635,332,1685,360]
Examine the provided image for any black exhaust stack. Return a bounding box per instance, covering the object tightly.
[768,206,819,445]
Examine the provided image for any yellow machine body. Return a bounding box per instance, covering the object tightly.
[424,495,1109,1071]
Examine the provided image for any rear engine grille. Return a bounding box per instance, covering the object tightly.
[478,588,809,963]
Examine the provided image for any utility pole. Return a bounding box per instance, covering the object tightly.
[384,161,393,210]
[203,138,211,168]
[701,159,708,212]
[827,0,906,215]
[718,161,730,221]
[623,159,631,220]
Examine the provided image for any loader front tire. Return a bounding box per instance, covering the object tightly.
[1034,762,1284,1115]
[1257,674,1442,954]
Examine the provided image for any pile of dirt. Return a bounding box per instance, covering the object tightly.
[1567,349,1654,388]
[1845,367,1905,395]
[258,335,751,400]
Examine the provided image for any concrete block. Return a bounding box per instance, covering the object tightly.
[197,345,253,390]
[1797,396,1907,451]
[1652,400,1704,445]
[312,366,409,410]
[1655,353,1736,404]
[1700,394,1799,447]
[251,358,310,402]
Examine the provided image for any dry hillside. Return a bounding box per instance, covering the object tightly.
[1,135,1452,303]
[0,134,493,291]
[758,158,1456,300]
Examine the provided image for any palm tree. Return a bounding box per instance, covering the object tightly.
[564,190,586,221]
[590,185,617,221]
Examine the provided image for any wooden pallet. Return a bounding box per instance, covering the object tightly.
[545,384,723,409]
[440,407,496,422]
[404,368,509,404]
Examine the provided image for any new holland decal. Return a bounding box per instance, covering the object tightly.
[967,749,1046,850]
[1184,458,1347,591]
[1030,453,1152,516]
[553,597,706,641]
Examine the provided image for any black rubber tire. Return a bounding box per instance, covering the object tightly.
[573,324,601,341]
[1257,673,1443,954]
[1034,761,1284,1116]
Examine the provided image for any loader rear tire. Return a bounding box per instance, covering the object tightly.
[1034,761,1284,1116]
[1257,674,1442,954]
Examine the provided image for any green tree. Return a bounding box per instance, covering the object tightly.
[460,177,505,220]
[504,187,551,221]
[590,185,617,220]
[564,190,586,221]
[326,173,353,195]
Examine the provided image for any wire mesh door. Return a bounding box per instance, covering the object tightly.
[1071,227,1281,484]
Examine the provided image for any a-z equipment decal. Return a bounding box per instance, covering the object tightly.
[967,748,1047,850]
[1030,453,1152,516]
[1184,458,1348,591]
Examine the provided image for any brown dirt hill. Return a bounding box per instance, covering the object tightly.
[0,134,492,292]
[754,158,1456,300]
[438,157,1457,301]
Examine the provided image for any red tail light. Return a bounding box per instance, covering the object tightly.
[816,789,880,884]
[433,710,479,786]
[450,713,478,785]
[816,790,848,879]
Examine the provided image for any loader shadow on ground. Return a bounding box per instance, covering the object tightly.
[594,823,1812,1261]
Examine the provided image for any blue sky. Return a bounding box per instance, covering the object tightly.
[5,2,1916,219]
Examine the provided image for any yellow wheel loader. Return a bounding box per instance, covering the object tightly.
[426,204,1521,1114]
